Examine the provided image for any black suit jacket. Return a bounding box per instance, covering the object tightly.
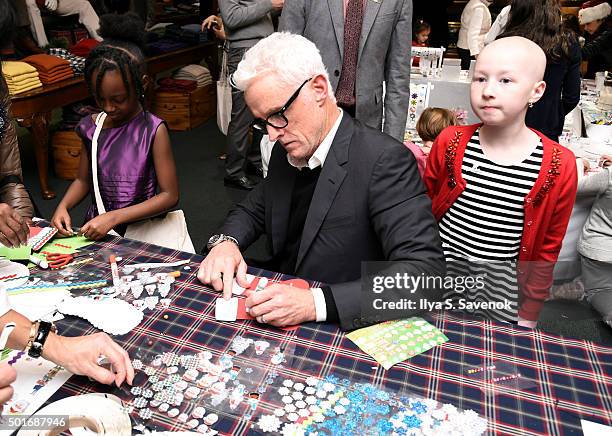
[221,114,445,330]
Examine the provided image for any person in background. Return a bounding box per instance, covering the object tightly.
[201,14,226,40]
[579,0,612,79]
[457,0,492,70]
[16,0,102,48]
[279,0,413,143]
[412,19,431,67]
[496,0,581,143]
[424,37,577,327]
[578,154,612,329]
[404,108,457,176]
[219,0,283,191]
[484,2,510,45]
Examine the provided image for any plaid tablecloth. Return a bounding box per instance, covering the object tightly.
[44,236,612,435]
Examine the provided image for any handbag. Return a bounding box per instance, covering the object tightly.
[91,112,195,253]
[216,43,232,135]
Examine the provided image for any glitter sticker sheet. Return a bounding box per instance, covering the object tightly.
[253,374,487,435]
[346,318,449,370]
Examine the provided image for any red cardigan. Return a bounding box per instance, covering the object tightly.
[423,124,578,321]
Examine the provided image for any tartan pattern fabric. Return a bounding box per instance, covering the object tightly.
[46,234,612,435]
[47,48,85,75]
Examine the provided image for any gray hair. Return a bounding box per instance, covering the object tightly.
[232,32,333,94]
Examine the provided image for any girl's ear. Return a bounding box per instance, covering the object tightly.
[142,74,151,92]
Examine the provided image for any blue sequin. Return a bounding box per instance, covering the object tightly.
[377,420,393,433]
[411,401,427,414]
[403,415,422,428]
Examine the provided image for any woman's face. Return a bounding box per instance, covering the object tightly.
[584,19,603,34]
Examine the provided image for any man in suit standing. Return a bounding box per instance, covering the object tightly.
[219,0,284,190]
[198,33,444,331]
[278,0,412,143]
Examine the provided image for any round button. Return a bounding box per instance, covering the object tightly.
[334,70,340,77]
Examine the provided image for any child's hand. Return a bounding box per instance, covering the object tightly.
[79,212,118,240]
[51,206,74,236]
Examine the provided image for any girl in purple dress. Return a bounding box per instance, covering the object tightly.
[52,13,179,240]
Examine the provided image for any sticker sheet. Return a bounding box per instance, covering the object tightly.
[1,351,72,418]
[346,318,448,370]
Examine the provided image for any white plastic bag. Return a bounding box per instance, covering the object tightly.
[217,45,232,135]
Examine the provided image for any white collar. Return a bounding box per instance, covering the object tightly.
[288,109,343,170]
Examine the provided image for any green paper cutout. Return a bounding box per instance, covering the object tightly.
[29,235,95,264]
[0,245,32,261]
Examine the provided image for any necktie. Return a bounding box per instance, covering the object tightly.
[335,0,365,109]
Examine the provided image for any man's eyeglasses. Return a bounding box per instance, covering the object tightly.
[252,78,312,132]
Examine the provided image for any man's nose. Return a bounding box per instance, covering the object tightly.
[267,125,284,142]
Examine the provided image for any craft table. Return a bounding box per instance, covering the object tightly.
[24,234,611,435]
[9,42,217,200]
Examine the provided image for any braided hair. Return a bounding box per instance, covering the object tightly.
[84,13,147,109]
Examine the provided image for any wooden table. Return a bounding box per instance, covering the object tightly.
[10,42,217,199]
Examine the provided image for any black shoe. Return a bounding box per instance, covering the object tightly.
[224,176,256,190]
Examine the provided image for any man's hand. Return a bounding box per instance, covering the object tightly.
[0,363,17,414]
[51,205,74,236]
[0,203,29,247]
[42,332,134,387]
[600,154,612,168]
[79,212,118,240]
[198,241,249,299]
[271,0,284,10]
[245,284,316,327]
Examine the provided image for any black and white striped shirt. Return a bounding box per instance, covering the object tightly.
[439,130,543,323]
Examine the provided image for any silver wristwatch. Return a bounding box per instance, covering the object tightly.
[207,234,239,251]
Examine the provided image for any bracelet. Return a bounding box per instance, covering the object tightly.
[28,321,56,359]
[24,321,39,353]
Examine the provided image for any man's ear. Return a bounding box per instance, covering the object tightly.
[311,74,329,104]
[530,80,547,105]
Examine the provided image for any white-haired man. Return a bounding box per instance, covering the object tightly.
[198,33,445,331]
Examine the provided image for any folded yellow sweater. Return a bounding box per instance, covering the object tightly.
[5,71,40,83]
[7,81,43,95]
[1,61,37,79]
[7,77,42,89]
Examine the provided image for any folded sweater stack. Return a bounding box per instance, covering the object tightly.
[173,64,212,88]
[23,54,73,85]
[1,61,43,95]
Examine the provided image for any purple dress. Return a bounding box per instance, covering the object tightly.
[76,111,164,234]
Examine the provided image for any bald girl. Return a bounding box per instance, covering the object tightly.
[470,36,548,165]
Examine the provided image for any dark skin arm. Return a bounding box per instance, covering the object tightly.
[51,141,90,236]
